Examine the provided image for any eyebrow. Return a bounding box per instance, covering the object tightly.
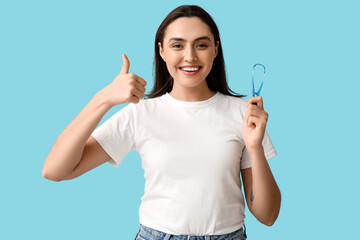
[168,36,211,43]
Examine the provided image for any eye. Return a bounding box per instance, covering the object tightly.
[172,44,182,48]
[197,43,208,48]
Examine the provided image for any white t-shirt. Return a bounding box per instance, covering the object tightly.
[91,91,277,235]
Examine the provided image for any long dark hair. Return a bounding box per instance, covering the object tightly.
[144,5,246,99]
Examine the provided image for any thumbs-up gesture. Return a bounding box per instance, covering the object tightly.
[100,54,147,106]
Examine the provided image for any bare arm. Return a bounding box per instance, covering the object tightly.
[42,90,112,181]
[42,54,147,182]
[240,96,281,226]
[241,148,281,226]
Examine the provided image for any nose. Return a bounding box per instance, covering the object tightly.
[184,45,197,62]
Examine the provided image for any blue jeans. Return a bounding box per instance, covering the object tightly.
[134,223,247,240]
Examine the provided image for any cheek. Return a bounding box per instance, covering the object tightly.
[167,51,181,61]
[203,53,215,69]
[166,54,182,69]
[165,61,178,76]
[206,50,216,60]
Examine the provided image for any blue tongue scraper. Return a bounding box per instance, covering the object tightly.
[252,63,266,105]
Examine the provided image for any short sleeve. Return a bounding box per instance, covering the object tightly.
[240,130,277,169]
[91,103,136,167]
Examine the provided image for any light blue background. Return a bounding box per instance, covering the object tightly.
[1,0,359,239]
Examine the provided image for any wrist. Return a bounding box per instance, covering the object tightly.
[94,89,113,110]
[246,145,264,155]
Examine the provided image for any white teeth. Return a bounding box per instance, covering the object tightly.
[181,67,200,72]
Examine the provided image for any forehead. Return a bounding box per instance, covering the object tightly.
[164,17,214,41]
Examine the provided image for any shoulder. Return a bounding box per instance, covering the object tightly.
[218,92,247,103]
[217,92,248,112]
[126,94,166,113]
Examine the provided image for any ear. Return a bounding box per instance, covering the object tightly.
[214,41,219,59]
[158,42,166,62]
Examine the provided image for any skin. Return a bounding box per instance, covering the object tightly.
[158,17,219,102]
[240,97,281,226]
[159,17,281,226]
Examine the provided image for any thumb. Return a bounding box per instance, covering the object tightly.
[120,53,130,74]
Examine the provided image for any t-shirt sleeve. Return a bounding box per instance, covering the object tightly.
[240,130,278,169]
[91,103,136,167]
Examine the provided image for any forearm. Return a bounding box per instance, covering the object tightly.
[42,90,112,181]
[248,146,281,226]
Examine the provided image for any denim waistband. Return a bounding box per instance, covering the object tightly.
[135,223,247,240]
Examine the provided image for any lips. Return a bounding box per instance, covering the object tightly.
[179,65,201,68]
[179,66,202,75]
[179,66,202,72]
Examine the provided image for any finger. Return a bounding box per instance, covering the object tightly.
[248,115,257,125]
[248,116,267,129]
[247,96,263,107]
[120,53,130,74]
[134,81,146,94]
[248,105,269,122]
[135,75,147,87]
[246,104,263,117]
[132,87,144,100]
[129,94,140,104]
[247,96,264,109]
[247,116,258,128]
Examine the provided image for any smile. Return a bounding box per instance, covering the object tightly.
[179,66,202,75]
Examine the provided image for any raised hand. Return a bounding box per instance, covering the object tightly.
[241,96,269,151]
[100,53,147,106]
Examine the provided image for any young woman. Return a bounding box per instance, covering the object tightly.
[43,5,281,240]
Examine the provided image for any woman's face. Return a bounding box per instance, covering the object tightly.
[158,17,219,90]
